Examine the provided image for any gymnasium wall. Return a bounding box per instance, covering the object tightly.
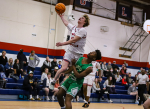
[0,0,72,66]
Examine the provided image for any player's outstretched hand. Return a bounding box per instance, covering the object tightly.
[58,13,64,18]
[72,59,76,65]
[56,42,63,47]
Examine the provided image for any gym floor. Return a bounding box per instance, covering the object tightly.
[0,100,144,109]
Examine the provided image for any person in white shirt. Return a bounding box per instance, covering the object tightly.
[115,71,122,82]
[137,70,149,105]
[82,61,101,107]
[41,68,50,100]
[50,13,90,86]
[41,68,49,84]
[42,73,53,101]
[103,76,117,94]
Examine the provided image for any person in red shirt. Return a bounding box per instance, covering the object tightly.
[122,76,129,89]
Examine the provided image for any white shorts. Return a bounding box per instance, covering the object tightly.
[83,75,95,86]
[63,49,83,64]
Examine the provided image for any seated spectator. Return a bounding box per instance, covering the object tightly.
[13,59,23,77]
[52,79,60,100]
[51,58,58,70]
[102,61,109,77]
[92,78,112,102]
[23,71,41,101]
[133,74,138,83]
[17,49,27,70]
[127,73,133,86]
[115,71,122,82]
[112,61,119,72]
[41,56,51,72]
[41,68,49,84]
[107,68,116,85]
[42,73,53,101]
[99,61,103,77]
[0,66,7,88]
[5,58,14,77]
[107,62,112,71]
[122,76,128,88]
[27,50,40,73]
[128,82,139,104]
[103,76,117,94]
[58,61,62,69]
[120,66,127,77]
[0,51,8,71]
[51,66,59,78]
[124,61,128,67]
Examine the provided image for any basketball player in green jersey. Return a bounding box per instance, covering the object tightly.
[57,50,101,109]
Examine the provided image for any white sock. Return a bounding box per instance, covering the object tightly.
[46,96,49,98]
[61,106,66,109]
[37,95,39,98]
[30,95,32,99]
[84,100,88,104]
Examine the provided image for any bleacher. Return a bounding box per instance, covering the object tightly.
[0,67,136,103]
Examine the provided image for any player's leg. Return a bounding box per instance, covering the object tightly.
[65,94,73,109]
[57,87,66,108]
[51,51,73,86]
[65,82,81,109]
[143,98,150,109]
[84,76,94,107]
[53,60,69,82]
[83,77,88,101]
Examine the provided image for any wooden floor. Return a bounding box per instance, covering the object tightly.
[0,101,144,109]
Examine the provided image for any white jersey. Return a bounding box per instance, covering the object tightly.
[90,61,100,76]
[67,23,87,54]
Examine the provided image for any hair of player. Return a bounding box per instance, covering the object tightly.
[83,14,90,27]
[95,50,101,60]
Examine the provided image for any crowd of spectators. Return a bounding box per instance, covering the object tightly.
[0,49,150,104]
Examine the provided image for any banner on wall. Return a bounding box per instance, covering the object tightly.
[118,4,132,20]
[75,0,91,8]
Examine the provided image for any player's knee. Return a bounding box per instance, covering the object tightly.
[57,91,62,98]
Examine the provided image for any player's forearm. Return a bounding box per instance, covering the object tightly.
[73,65,82,78]
[62,39,77,45]
[61,16,68,26]
[64,66,73,74]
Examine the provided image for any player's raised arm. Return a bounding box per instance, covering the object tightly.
[59,14,68,27]
[72,59,92,78]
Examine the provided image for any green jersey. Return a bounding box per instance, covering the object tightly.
[61,57,92,97]
[69,57,93,83]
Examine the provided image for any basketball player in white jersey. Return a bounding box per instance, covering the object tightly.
[50,13,90,87]
[82,61,101,108]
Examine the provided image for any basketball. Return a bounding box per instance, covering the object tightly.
[55,3,66,14]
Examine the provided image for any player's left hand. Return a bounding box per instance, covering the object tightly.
[72,59,76,65]
[56,42,63,47]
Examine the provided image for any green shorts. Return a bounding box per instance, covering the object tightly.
[61,77,83,97]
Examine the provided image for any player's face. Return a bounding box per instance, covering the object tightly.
[78,17,86,24]
[87,51,97,60]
